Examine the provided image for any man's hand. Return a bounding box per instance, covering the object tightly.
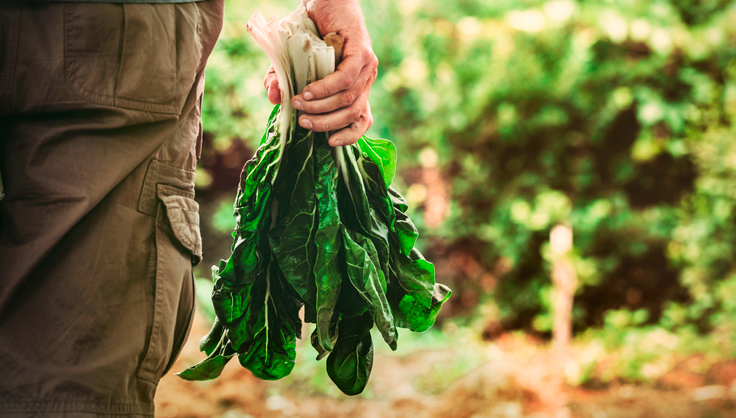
[263,0,377,147]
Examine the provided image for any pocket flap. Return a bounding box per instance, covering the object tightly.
[156,184,203,265]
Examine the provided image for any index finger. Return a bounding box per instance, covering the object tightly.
[300,55,364,101]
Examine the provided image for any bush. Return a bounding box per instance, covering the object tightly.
[200,0,736,345]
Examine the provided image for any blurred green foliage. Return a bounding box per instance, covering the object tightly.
[200,0,736,384]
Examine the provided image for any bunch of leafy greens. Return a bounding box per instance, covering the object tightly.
[177,5,450,396]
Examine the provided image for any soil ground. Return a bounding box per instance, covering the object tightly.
[155,312,736,418]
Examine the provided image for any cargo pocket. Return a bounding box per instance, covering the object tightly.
[137,184,202,383]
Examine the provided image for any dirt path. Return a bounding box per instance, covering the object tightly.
[154,313,736,418]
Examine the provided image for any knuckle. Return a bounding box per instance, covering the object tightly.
[341,74,354,90]
[317,85,331,98]
[366,115,374,129]
[312,119,326,132]
[349,107,362,122]
[342,91,356,107]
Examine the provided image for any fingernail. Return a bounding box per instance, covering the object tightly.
[333,139,343,147]
[292,100,303,110]
[304,91,314,100]
[300,118,313,130]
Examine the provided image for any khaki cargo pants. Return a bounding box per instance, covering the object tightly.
[0,1,224,416]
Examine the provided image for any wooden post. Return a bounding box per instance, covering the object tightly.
[550,224,576,356]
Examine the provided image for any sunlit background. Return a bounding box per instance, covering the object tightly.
[155,0,736,417]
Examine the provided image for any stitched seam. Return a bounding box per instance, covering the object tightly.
[166,207,199,252]
[0,400,153,415]
[64,5,176,114]
[64,4,116,108]
[196,1,204,73]
[112,4,125,104]
[136,216,159,383]
[114,5,177,113]
[162,268,196,375]
[137,204,167,383]
[115,96,177,114]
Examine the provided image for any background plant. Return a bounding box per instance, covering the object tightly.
[192,0,736,386]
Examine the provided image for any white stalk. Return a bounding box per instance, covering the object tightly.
[247,6,337,184]
[345,146,367,197]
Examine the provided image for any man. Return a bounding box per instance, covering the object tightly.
[0,0,377,416]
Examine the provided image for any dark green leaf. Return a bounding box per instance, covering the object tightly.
[390,243,436,304]
[258,105,281,147]
[212,121,283,351]
[340,145,393,287]
[326,312,374,396]
[343,227,397,350]
[310,326,331,361]
[313,135,343,351]
[388,187,419,256]
[199,318,224,356]
[335,266,371,318]
[357,144,397,233]
[357,136,397,188]
[236,259,300,380]
[177,328,236,381]
[268,126,318,308]
[397,283,452,333]
[177,353,233,381]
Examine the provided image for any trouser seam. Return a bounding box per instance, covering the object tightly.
[0,400,154,416]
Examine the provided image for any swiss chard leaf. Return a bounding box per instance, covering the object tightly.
[387,186,408,212]
[313,135,343,351]
[212,119,282,351]
[385,187,449,332]
[388,187,419,256]
[337,146,373,234]
[199,318,224,355]
[339,146,392,289]
[268,126,318,309]
[342,227,397,350]
[356,144,396,233]
[236,258,301,380]
[211,238,268,353]
[185,8,451,395]
[391,248,436,306]
[397,283,452,333]
[235,108,280,230]
[177,353,233,381]
[310,328,329,360]
[184,104,449,394]
[326,312,374,396]
[357,136,397,188]
[387,247,451,332]
[259,105,281,147]
[335,261,371,318]
[177,325,236,381]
